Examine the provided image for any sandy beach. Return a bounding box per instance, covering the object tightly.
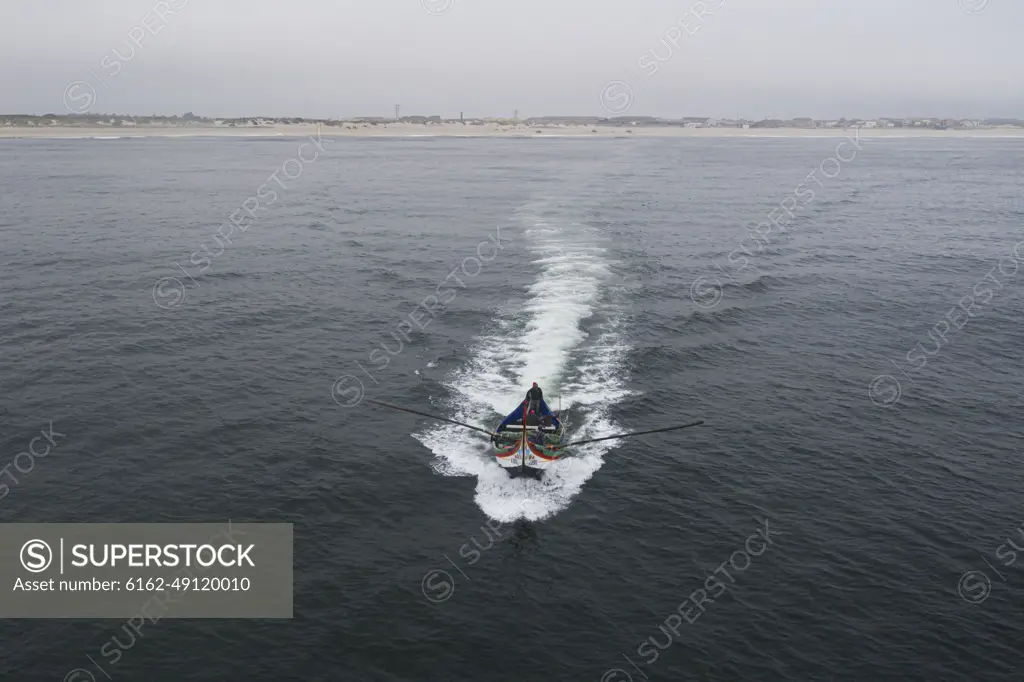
[2,122,1023,140]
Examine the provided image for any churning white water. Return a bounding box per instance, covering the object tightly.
[413,191,634,521]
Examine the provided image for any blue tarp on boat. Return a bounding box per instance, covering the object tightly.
[497,399,561,431]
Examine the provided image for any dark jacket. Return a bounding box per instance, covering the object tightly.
[526,386,543,402]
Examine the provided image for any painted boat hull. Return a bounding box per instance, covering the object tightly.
[493,436,567,478]
[493,400,569,478]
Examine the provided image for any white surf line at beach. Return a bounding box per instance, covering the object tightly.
[413,172,632,521]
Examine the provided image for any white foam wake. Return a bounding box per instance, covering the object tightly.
[413,203,634,522]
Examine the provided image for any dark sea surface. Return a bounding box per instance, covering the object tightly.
[1,134,1023,681]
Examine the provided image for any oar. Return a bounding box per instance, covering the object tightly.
[553,420,705,449]
[366,399,499,437]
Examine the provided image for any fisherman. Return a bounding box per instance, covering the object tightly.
[526,382,543,402]
[524,382,544,423]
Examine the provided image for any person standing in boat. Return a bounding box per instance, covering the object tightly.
[524,383,544,427]
[526,382,543,403]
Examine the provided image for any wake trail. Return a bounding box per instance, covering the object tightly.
[413,193,635,522]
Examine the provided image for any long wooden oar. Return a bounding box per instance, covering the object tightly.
[554,420,704,448]
[366,399,499,437]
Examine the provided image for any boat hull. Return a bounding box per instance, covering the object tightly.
[493,437,567,478]
[493,400,569,478]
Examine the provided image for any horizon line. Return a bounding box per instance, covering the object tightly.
[3,113,1023,123]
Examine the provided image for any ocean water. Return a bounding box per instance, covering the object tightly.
[1,135,1023,681]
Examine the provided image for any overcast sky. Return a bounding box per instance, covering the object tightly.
[2,0,1021,119]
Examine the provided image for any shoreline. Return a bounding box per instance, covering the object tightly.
[2,123,1023,140]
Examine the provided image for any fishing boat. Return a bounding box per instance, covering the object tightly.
[366,393,704,480]
[491,397,568,478]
